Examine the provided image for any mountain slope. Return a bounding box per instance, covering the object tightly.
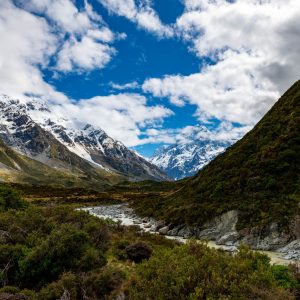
[133,81,300,229]
[0,138,118,188]
[0,95,169,181]
[150,132,231,179]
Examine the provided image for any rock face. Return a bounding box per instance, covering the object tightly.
[0,95,169,181]
[150,126,232,180]
[278,240,300,260]
[198,210,239,243]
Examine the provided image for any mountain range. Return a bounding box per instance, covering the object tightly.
[0,95,169,186]
[150,127,232,180]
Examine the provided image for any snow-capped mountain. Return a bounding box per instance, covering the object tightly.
[150,127,233,180]
[0,95,169,181]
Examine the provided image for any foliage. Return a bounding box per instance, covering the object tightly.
[0,185,27,211]
[127,242,296,299]
[125,242,153,263]
[1,187,300,299]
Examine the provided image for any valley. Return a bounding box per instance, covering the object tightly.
[1,0,299,298]
[0,80,299,298]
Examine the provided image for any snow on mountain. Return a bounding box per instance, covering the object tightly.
[150,127,233,180]
[0,95,169,181]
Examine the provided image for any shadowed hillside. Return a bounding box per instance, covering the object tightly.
[132,81,300,229]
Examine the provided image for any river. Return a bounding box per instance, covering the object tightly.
[79,204,298,266]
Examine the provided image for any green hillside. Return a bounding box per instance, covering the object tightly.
[132,81,300,229]
[0,139,122,189]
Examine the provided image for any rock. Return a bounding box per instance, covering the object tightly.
[240,222,291,250]
[159,226,169,235]
[217,232,240,246]
[177,227,193,238]
[143,223,152,228]
[150,224,156,232]
[278,239,300,260]
[154,220,165,231]
[289,215,300,239]
[198,210,239,241]
[167,227,179,236]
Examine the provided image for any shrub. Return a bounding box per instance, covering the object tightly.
[0,186,27,211]
[19,225,90,287]
[127,242,294,299]
[125,242,153,263]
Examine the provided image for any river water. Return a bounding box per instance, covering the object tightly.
[80,204,297,266]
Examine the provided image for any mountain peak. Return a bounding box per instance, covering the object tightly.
[0,94,170,181]
[150,126,233,180]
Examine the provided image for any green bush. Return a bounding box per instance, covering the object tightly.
[127,242,294,299]
[0,186,27,211]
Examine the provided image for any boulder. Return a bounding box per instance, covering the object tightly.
[154,220,165,231]
[167,227,180,236]
[159,226,169,235]
[198,210,239,241]
[216,232,240,246]
[177,227,193,238]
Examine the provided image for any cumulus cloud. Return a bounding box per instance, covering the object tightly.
[19,0,117,72]
[142,121,251,146]
[144,0,300,126]
[51,93,173,146]
[56,35,115,72]
[98,0,174,38]
[0,0,67,102]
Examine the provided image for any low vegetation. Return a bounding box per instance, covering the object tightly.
[0,185,300,299]
[127,242,299,300]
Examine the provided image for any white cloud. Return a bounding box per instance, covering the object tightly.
[141,121,251,145]
[99,0,137,19]
[52,93,173,147]
[0,0,67,102]
[143,51,279,124]
[98,0,174,38]
[19,0,118,72]
[143,0,300,126]
[22,0,95,35]
[110,81,140,90]
[56,35,115,72]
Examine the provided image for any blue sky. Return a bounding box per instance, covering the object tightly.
[49,0,201,156]
[1,0,299,157]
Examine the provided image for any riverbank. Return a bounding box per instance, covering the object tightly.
[80,204,299,266]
